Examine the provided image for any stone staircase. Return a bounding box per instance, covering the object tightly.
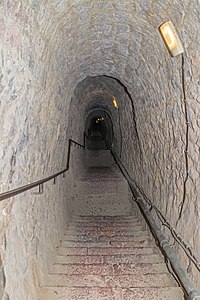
[40,167,184,300]
[85,150,114,167]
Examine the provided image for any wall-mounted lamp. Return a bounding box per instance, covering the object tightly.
[159,21,184,57]
[112,96,118,109]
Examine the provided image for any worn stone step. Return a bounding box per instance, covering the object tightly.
[67,224,144,230]
[40,286,184,300]
[109,240,153,247]
[61,239,153,248]
[57,246,158,256]
[79,168,122,179]
[77,171,125,178]
[44,273,177,288]
[78,177,123,181]
[72,215,136,222]
[69,220,142,227]
[99,230,152,242]
[57,247,87,256]
[75,194,129,199]
[75,180,128,195]
[100,234,150,242]
[78,168,122,178]
[63,233,150,243]
[55,254,104,265]
[75,191,129,199]
[87,246,158,256]
[55,253,164,265]
[61,241,110,248]
[103,253,164,264]
[71,215,138,222]
[73,197,132,216]
[65,225,145,236]
[52,262,169,275]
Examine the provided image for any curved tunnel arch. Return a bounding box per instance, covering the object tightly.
[69,75,138,156]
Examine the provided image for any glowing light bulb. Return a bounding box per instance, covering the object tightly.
[112,97,118,109]
[162,25,176,48]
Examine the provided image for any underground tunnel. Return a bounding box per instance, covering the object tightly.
[0,0,199,299]
[84,109,114,150]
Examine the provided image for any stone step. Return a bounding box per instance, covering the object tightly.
[89,246,158,256]
[55,253,164,265]
[103,253,165,264]
[73,195,132,216]
[61,241,110,248]
[67,223,144,229]
[79,169,122,176]
[72,215,136,221]
[75,180,128,195]
[52,262,169,275]
[44,273,177,288]
[63,233,150,242]
[99,234,150,242]
[77,169,124,178]
[56,246,158,256]
[40,286,184,300]
[69,220,142,227]
[65,225,145,236]
[78,176,123,181]
[61,239,153,248]
[85,150,114,166]
[76,172,126,180]
[73,203,132,216]
[79,168,123,176]
[75,194,129,200]
[119,287,184,300]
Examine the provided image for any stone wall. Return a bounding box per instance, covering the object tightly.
[0,177,70,299]
[0,0,199,297]
[0,0,85,298]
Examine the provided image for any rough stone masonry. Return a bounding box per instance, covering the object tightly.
[0,0,199,299]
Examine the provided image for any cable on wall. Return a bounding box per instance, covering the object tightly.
[176,54,190,225]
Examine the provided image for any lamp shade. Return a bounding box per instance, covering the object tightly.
[159,21,184,57]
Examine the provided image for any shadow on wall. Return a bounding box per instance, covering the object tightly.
[0,255,9,300]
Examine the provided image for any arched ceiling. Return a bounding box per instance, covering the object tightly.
[25,0,198,101]
[1,0,199,181]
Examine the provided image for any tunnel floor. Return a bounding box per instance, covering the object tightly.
[39,166,184,300]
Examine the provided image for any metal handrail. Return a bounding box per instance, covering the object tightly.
[108,145,200,269]
[106,143,200,300]
[0,136,86,202]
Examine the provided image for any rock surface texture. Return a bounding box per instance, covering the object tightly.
[40,167,184,300]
